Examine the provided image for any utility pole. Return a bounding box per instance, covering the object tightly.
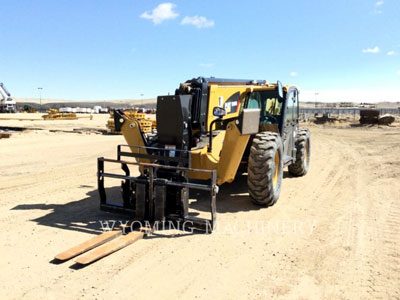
[314,92,319,109]
[38,87,43,112]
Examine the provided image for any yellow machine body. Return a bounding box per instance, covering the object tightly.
[118,80,288,185]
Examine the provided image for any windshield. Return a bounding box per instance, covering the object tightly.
[246,90,282,124]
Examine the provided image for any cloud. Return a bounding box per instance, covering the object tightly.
[290,72,298,77]
[371,9,383,14]
[140,3,178,25]
[199,63,214,67]
[362,46,380,53]
[181,16,215,28]
[387,50,396,55]
[371,0,384,14]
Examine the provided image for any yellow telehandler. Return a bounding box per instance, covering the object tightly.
[99,77,310,228]
[55,77,310,265]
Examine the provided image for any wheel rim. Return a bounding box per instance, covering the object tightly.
[273,151,279,187]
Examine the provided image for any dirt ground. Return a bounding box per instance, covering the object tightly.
[1,114,400,299]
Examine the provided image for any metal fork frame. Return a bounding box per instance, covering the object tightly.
[117,144,191,166]
[97,145,217,232]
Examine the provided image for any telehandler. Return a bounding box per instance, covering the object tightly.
[55,77,310,265]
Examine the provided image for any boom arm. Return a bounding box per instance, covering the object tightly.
[0,83,17,113]
[0,83,11,99]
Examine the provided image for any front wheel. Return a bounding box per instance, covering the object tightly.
[247,132,283,206]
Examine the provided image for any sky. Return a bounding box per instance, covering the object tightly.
[0,0,399,102]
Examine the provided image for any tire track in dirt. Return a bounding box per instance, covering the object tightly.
[332,129,400,299]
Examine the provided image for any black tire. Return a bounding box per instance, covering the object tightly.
[288,128,310,176]
[247,132,283,206]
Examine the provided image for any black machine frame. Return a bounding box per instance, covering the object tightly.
[181,77,269,133]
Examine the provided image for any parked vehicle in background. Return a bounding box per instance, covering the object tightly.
[0,83,17,113]
[59,107,73,113]
[93,105,109,113]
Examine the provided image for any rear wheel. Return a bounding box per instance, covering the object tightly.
[288,128,310,176]
[247,132,283,206]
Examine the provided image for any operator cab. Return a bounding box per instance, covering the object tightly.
[245,90,284,133]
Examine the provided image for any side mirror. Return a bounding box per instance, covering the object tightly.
[213,106,226,118]
[277,81,283,99]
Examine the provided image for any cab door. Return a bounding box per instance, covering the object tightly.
[291,89,299,158]
[282,88,297,162]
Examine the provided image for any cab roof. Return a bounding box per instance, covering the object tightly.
[183,77,298,93]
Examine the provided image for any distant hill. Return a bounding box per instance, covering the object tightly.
[14,98,400,111]
[15,98,157,110]
[300,101,400,109]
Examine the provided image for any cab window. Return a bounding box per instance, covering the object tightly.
[246,91,282,124]
[247,92,261,109]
